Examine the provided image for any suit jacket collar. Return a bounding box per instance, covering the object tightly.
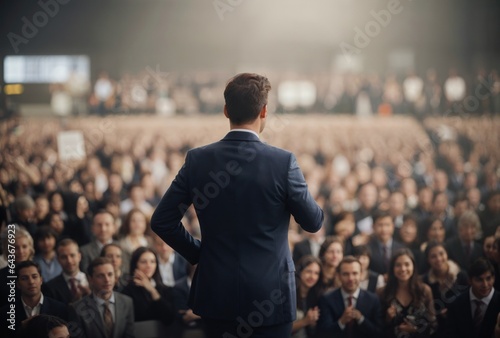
[222,130,261,142]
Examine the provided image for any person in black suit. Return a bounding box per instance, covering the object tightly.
[445,257,500,338]
[121,247,175,327]
[292,229,325,264]
[367,209,405,276]
[152,234,188,286]
[445,210,483,271]
[43,239,90,304]
[316,256,382,338]
[79,210,121,274]
[151,73,324,337]
[1,261,67,337]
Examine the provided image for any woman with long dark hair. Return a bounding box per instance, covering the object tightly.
[122,246,175,327]
[421,241,468,336]
[318,236,344,293]
[379,248,436,338]
[292,255,322,338]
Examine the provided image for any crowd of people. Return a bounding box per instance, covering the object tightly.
[45,67,500,118]
[0,111,499,337]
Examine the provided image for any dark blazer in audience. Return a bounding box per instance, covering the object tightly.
[445,238,482,271]
[0,295,67,334]
[316,288,382,338]
[122,281,176,327]
[445,287,500,338]
[367,238,406,275]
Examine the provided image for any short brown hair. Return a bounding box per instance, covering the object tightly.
[87,257,113,277]
[336,256,361,274]
[224,73,271,125]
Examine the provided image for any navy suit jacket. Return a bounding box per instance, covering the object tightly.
[368,238,406,275]
[445,288,500,338]
[316,288,382,338]
[445,238,483,271]
[43,274,72,304]
[151,131,324,325]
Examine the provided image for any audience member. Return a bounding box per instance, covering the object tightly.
[367,210,405,276]
[419,216,446,252]
[445,211,483,271]
[118,208,153,256]
[122,247,175,327]
[69,257,135,338]
[12,195,37,236]
[291,255,322,338]
[100,243,129,291]
[80,210,118,273]
[20,314,70,338]
[352,245,385,293]
[378,248,436,338]
[421,241,469,336]
[316,256,382,338]
[43,239,90,304]
[397,213,425,273]
[0,226,35,308]
[152,234,188,287]
[0,261,67,335]
[33,226,62,283]
[445,257,499,338]
[293,227,325,264]
[318,236,344,292]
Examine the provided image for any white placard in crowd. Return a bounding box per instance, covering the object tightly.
[57,131,86,162]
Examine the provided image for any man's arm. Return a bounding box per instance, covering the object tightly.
[286,153,324,233]
[151,152,201,265]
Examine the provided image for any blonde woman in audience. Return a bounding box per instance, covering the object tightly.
[119,208,153,256]
[0,226,35,307]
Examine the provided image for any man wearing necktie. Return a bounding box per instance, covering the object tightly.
[69,257,135,338]
[316,256,383,338]
[445,257,500,338]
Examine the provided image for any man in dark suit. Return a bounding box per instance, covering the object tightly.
[43,238,90,304]
[151,73,324,337]
[292,228,325,264]
[69,257,135,338]
[445,210,483,271]
[367,209,406,276]
[445,257,500,338]
[1,261,67,337]
[80,210,121,274]
[316,256,382,338]
[152,234,188,286]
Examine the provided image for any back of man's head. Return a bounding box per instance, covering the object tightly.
[224,73,271,125]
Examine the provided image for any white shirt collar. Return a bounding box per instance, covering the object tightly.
[340,287,361,301]
[230,129,260,139]
[93,291,115,305]
[469,286,495,305]
[22,293,44,317]
[63,271,87,285]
